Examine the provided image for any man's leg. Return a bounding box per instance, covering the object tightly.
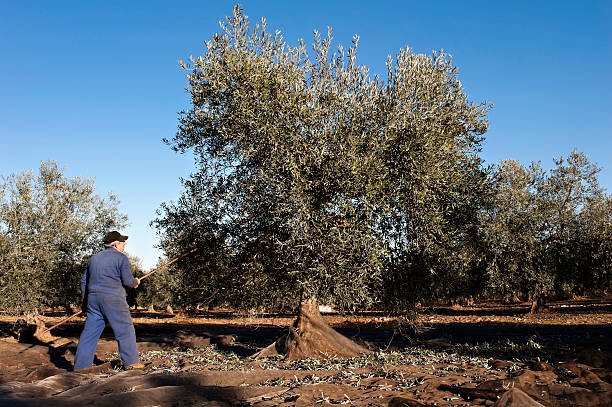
[101,296,139,367]
[74,298,106,370]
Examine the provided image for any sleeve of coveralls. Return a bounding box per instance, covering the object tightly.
[80,264,89,300]
[119,255,139,288]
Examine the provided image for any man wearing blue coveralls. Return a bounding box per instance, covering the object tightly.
[74,231,144,370]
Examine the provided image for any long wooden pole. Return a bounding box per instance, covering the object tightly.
[41,247,198,334]
[139,248,198,280]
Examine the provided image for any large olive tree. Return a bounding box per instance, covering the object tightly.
[155,5,489,358]
[0,161,127,317]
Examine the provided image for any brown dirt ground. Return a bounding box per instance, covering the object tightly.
[0,298,611,406]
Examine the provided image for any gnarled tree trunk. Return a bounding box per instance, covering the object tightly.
[16,313,55,343]
[529,295,548,314]
[254,295,370,360]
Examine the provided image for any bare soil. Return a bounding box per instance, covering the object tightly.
[0,298,611,406]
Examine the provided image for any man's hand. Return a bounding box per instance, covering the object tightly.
[134,278,141,289]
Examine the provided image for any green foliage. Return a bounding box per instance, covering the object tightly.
[154,5,490,314]
[482,151,611,303]
[0,161,127,315]
[133,256,184,310]
[481,159,547,300]
[542,151,611,295]
[583,195,612,291]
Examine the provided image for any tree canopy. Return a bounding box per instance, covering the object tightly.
[481,151,611,311]
[154,5,490,316]
[0,161,127,315]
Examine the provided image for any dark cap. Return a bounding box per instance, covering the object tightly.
[103,231,128,244]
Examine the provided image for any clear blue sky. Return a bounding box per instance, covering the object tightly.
[2,1,611,269]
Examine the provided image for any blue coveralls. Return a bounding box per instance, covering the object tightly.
[74,247,140,370]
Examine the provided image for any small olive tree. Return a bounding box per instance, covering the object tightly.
[0,161,127,316]
[481,159,547,308]
[155,5,489,358]
[577,195,612,293]
[482,151,611,312]
[540,151,610,298]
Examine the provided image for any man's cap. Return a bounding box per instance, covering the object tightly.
[103,231,129,244]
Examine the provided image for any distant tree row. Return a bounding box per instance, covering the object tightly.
[2,155,607,319]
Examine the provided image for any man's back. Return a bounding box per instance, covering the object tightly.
[82,248,137,297]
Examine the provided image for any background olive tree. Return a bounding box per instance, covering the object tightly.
[0,161,127,316]
[482,151,611,312]
[481,159,547,308]
[578,194,612,293]
[540,151,611,300]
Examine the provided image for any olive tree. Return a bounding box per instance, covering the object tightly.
[155,5,489,358]
[578,194,612,293]
[540,151,610,299]
[481,159,548,309]
[0,161,127,317]
[482,151,610,312]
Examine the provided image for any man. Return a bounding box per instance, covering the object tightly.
[73,231,144,370]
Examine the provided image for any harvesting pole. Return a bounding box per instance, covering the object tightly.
[41,248,198,334]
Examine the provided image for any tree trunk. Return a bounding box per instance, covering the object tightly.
[32,314,55,342]
[16,313,55,343]
[254,295,370,360]
[529,295,548,314]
